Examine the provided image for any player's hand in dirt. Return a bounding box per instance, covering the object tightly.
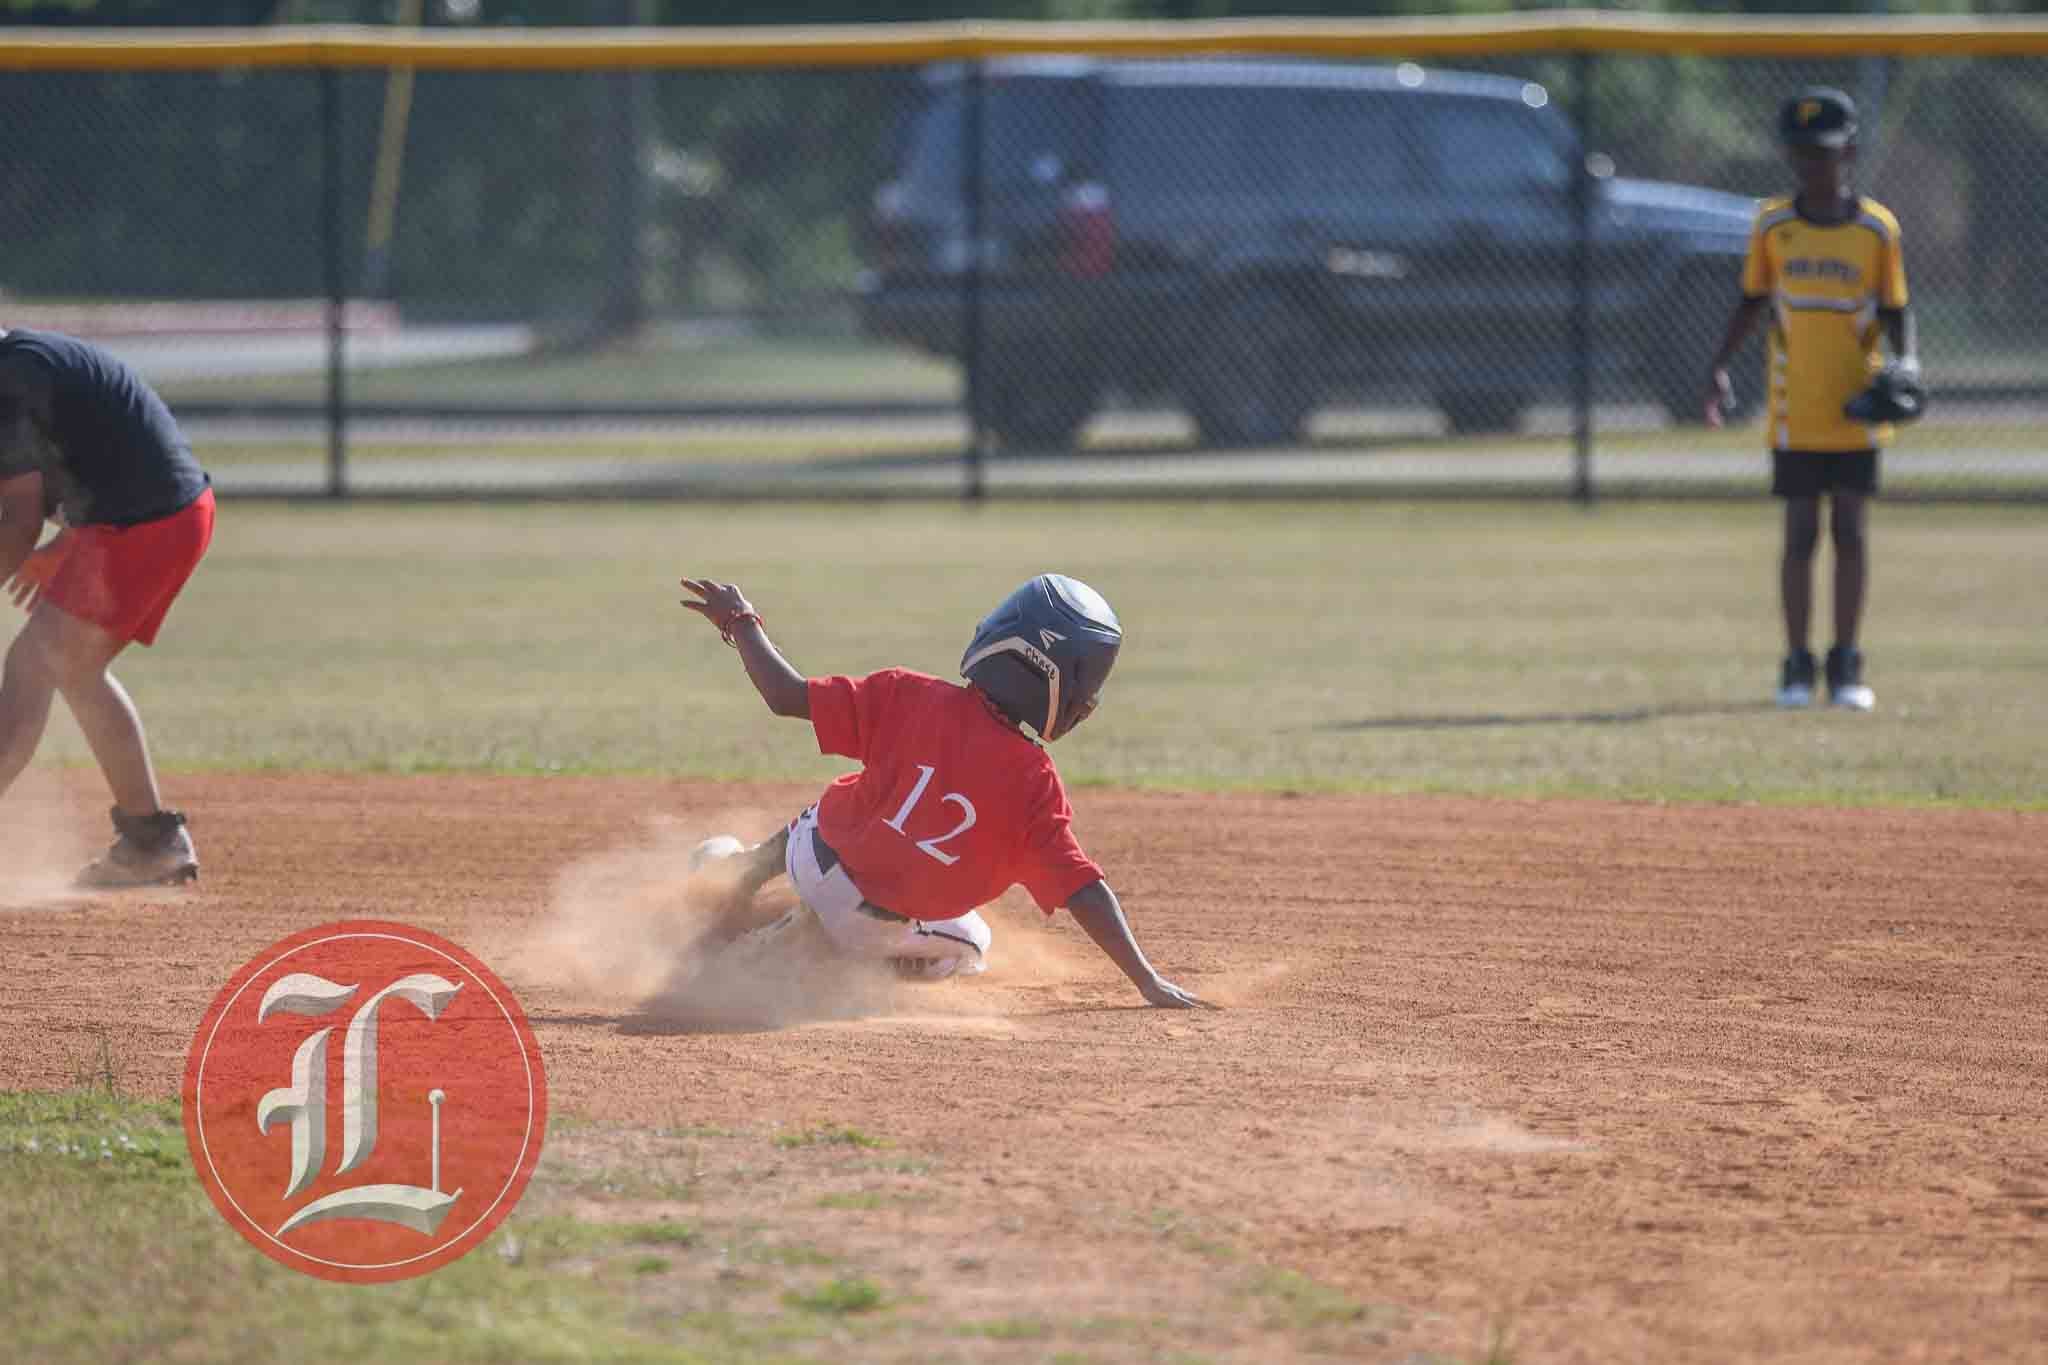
[7,533,70,612]
[679,577,758,631]
[1140,974,1218,1010]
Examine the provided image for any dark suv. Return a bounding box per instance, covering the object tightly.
[858,57,1760,448]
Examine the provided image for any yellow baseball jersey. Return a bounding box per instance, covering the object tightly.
[1741,196,1910,453]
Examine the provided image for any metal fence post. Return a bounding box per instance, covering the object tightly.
[962,60,987,502]
[600,0,654,338]
[322,64,347,500]
[1571,49,1596,506]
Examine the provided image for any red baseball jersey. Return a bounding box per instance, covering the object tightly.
[808,668,1103,921]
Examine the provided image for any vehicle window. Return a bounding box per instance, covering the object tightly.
[1421,98,1572,194]
[902,79,1098,195]
[1108,87,1279,196]
[1283,92,1410,193]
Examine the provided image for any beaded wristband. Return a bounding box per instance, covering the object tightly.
[719,609,764,647]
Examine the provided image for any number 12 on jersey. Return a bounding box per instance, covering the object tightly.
[882,764,978,866]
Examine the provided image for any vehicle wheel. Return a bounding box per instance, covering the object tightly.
[979,361,1099,452]
[1438,390,1528,435]
[1184,294,1319,448]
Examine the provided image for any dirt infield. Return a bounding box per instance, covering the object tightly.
[4,770,2045,1362]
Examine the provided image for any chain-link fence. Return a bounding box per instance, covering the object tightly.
[2,23,2044,501]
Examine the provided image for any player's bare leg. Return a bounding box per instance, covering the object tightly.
[0,611,64,799]
[1781,496,1821,655]
[1829,492,1868,650]
[1776,497,1822,706]
[1825,493,1875,709]
[733,826,789,904]
[5,604,195,885]
[691,825,791,940]
[64,671,163,820]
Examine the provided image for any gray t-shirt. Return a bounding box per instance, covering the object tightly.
[0,329,208,526]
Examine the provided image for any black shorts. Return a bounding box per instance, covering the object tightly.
[1772,449,1879,498]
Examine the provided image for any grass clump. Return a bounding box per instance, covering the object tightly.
[784,1276,885,1315]
[773,1125,885,1151]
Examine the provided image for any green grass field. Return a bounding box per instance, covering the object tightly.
[25,499,2046,806]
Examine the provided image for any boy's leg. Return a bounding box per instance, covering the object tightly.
[63,665,165,819]
[1780,495,1821,655]
[1,603,193,884]
[732,826,789,904]
[14,597,166,815]
[2,606,150,805]
[1773,494,1822,706]
[1828,491,1868,650]
[1824,490,1876,709]
[0,611,67,799]
[689,825,792,938]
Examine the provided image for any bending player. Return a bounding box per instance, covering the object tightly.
[0,327,214,886]
[679,572,1211,1009]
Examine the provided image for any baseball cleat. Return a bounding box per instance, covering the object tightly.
[77,807,199,889]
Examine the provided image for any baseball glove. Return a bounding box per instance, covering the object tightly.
[1844,364,1928,425]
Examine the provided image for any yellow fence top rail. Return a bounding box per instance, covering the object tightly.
[6,11,2048,69]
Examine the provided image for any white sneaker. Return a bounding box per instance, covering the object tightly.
[688,834,745,874]
[1824,647,1876,712]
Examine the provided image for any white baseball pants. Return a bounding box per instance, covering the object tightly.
[785,805,990,979]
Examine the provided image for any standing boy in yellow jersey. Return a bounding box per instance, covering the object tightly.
[1704,87,1918,711]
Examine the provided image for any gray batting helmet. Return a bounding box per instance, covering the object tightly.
[960,574,1121,742]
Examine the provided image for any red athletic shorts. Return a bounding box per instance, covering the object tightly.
[44,488,215,647]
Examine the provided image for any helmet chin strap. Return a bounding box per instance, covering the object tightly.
[960,635,1061,740]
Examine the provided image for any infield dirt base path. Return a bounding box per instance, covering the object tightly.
[4,771,2045,1363]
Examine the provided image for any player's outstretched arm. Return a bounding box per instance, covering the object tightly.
[679,577,810,719]
[1703,296,1769,428]
[1065,879,1215,1010]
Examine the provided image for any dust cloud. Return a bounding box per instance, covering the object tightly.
[0,770,93,909]
[517,813,1092,1033]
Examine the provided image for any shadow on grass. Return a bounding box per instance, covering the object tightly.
[1319,700,1780,732]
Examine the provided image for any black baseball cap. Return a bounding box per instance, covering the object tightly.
[1779,87,1857,149]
